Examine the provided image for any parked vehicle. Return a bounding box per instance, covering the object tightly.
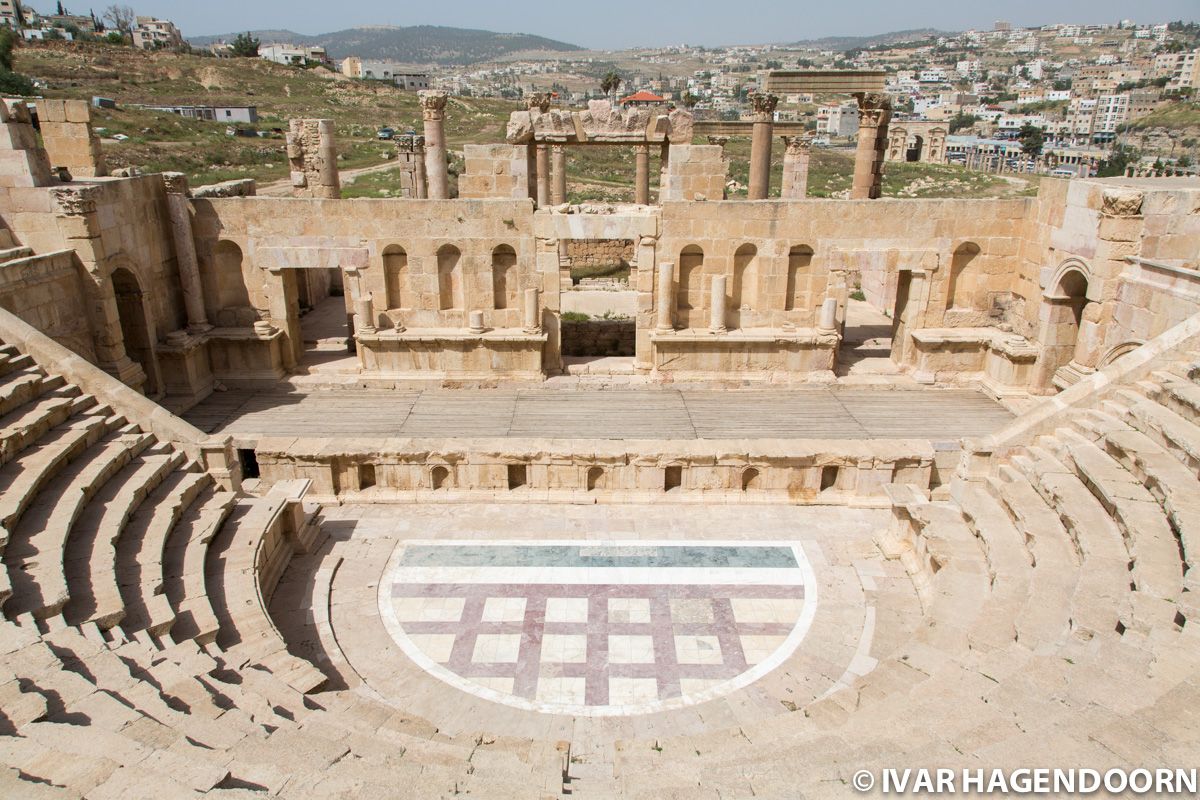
[377,127,396,140]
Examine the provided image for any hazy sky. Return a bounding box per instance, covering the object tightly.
[41,0,1199,48]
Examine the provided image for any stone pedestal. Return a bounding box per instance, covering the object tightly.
[420,90,450,200]
[851,93,891,200]
[748,94,778,200]
[781,136,812,200]
[817,297,837,332]
[634,145,650,205]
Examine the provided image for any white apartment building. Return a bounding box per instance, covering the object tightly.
[259,44,331,67]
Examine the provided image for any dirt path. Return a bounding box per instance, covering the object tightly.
[257,159,401,196]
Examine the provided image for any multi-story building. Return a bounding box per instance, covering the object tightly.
[340,57,430,90]
[816,103,859,137]
[131,17,183,50]
[0,0,22,27]
[259,44,332,67]
[1167,49,1200,90]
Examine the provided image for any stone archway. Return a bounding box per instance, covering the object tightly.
[111,267,161,397]
[1033,261,1093,393]
[906,134,924,163]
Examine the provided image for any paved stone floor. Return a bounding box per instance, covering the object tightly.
[271,503,919,742]
[185,386,1013,444]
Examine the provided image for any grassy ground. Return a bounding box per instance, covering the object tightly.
[17,40,1037,200]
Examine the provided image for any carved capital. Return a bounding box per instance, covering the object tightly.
[50,185,102,217]
[395,134,426,152]
[419,90,448,119]
[1102,187,1144,217]
[854,91,892,111]
[526,93,552,113]
[706,136,729,147]
[783,135,813,155]
[750,93,779,116]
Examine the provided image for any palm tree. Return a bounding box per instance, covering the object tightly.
[600,71,622,99]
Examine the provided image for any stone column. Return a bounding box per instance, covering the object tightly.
[286,119,341,199]
[551,145,567,204]
[851,93,891,200]
[634,144,650,205]
[468,310,486,333]
[354,294,376,335]
[748,94,778,200]
[420,90,450,200]
[817,297,838,332]
[523,287,541,332]
[535,145,551,207]
[781,136,812,200]
[655,262,675,331]
[162,173,210,332]
[317,120,340,197]
[709,275,728,333]
[414,140,428,199]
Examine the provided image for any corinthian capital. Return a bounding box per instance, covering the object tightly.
[750,93,779,118]
[419,90,448,119]
[854,91,892,111]
[783,135,812,154]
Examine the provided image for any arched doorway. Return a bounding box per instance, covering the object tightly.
[906,134,924,162]
[1034,264,1092,392]
[111,267,160,396]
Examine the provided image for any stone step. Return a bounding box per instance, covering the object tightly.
[986,466,1079,647]
[1114,389,1200,477]
[0,350,36,380]
[0,370,56,419]
[0,389,88,468]
[161,489,236,645]
[117,468,211,637]
[4,428,153,620]
[0,246,33,263]
[1010,447,1131,638]
[0,413,117,549]
[1055,427,1185,606]
[954,483,1034,648]
[63,449,187,629]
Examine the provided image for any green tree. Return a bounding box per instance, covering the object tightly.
[948,112,978,134]
[0,28,16,72]
[680,92,699,108]
[1017,123,1045,157]
[229,32,261,58]
[600,70,621,98]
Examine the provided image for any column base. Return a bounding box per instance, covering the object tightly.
[101,356,148,392]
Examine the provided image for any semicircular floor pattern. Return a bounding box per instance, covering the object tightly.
[271,503,919,743]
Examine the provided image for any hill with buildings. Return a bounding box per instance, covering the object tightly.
[786,28,954,52]
[190,25,583,64]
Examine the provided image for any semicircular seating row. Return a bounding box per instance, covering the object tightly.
[2,335,1200,797]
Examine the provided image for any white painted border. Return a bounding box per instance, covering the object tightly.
[377,539,820,717]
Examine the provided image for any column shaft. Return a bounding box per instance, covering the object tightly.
[551,145,567,204]
[536,145,551,207]
[420,91,450,200]
[634,145,650,205]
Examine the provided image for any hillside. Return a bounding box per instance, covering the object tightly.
[189,25,583,64]
[787,28,954,52]
[14,41,1036,201]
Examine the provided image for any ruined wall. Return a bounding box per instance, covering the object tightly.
[191,198,540,332]
[459,144,531,200]
[659,145,727,202]
[656,198,1031,333]
[0,249,93,359]
[36,99,106,178]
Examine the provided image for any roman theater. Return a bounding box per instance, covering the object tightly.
[0,77,1198,798]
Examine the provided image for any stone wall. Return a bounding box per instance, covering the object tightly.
[563,238,634,275]
[36,99,107,178]
[459,144,532,200]
[286,119,340,199]
[561,318,635,357]
[0,249,94,359]
[253,436,935,505]
[659,145,727,202]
